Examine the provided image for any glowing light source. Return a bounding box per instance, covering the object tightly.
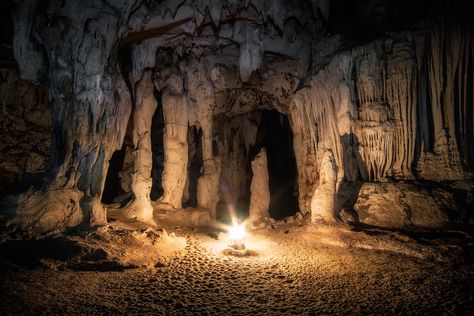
[228,223,246,250]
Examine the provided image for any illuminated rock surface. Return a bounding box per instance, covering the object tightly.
[249,148,270,227]
[2,0,473,232]
[0,0,473,313]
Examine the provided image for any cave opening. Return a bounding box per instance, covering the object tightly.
[184,125,203,208]
[259,110,299,220]
[214,108,299,224]
[101,146,127,205]
[101,114,134,205]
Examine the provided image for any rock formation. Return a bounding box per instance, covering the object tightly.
[0,69,51,194]
[310,149,338,223]
[248,148,270,228]
[1,0,473,234]
[122,70,157,223]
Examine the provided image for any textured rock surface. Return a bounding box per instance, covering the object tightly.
[157,70,189,210]
[0,69,51,194]
[6,0,136,233]
[353,181,474,229]
[310,150,338,222]
[3,0,473,234]
[122,70,157,223]
[249,149,270,227]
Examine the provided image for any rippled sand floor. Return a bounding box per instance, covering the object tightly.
[1,225,473,315]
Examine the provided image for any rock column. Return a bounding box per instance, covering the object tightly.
[310,149,337,223]
[248,148,270,227]
[159,88,189,209]
[123,70,157,223]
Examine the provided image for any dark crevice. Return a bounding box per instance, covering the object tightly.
[101,146,126,205]
[263,110,299,220]
[183,126,203,208]
[150,88,165,201]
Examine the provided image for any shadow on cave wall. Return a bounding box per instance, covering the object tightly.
[335,132,365,220]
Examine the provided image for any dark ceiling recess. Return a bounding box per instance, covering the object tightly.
[0,1,16,68]
[327,0,473,45]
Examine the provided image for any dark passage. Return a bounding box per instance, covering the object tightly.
[183,126,203,207]
[150,88,165,201]
[101,146,126,204]
[261,110,299,219]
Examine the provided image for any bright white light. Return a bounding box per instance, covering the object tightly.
[228,224,245,241]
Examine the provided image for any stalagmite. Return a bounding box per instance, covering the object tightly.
[3,0,473,236]
[197,158,222,219]
[158,72,189,210]
[248,148,270,228]
[186,59,221,217]
[311,149,337,223]
[122,70,157,223]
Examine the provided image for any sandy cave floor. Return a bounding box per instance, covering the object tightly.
[1,218,474,315]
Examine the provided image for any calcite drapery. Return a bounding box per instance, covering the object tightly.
[4,0,473,235]
[6,0,135,234]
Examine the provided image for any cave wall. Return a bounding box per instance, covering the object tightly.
[6,0,136,234]
[291,22,473,214]
[3,0,473,234]
[0,69,51,195]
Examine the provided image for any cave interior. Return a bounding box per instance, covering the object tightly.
[0,0,473,314]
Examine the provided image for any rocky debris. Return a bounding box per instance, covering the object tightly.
[153,207,213,229]
[0,224,186,270]
[352,181,474,229]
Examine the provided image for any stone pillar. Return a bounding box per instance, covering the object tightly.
[123,70,157,223]
[248,148,270,228]
[310,149,337,223]
[159,92,188,209]
[197,157,221,219]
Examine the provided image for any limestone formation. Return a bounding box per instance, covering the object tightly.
[197,158,221,219]
[310,149,337,223]
[248,148,270,228]
[122,70,157,223]
[0,69,51,193]
[2,0,473,235]
[353,183,452,229]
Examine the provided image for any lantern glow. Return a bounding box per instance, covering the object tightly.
[228,223,246,250]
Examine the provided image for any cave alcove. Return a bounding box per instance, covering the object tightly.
[214,108,299,223]
[260,109,299,220]
[183,125,203,208]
